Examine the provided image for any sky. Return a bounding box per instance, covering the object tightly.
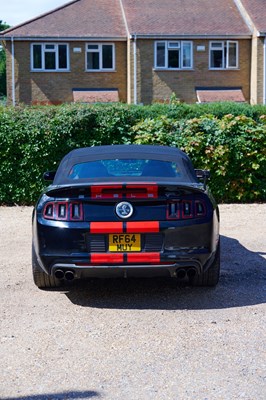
[1,0,70,27]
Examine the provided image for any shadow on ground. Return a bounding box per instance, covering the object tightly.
[1,390,100,400]
[66,235,266,310]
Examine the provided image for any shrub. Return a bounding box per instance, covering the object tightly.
[0,102,265,204]
[133,114,266,202]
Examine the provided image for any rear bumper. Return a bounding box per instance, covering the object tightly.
[51,261,202,279]
[33,211,219,279]
[36,246,217,279]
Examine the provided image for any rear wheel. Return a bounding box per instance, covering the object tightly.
[192,241,220,287]
[32,245,62,290]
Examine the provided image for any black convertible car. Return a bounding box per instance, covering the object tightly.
[32,145,220,289]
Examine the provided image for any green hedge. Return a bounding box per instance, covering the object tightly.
[0,102,265,204]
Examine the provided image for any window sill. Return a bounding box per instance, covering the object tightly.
[153,68,194,71]
[208,68,240,71]
[31,70,70,73]
[85,70,116,73]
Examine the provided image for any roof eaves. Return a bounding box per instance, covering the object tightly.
[1,36,127,42]
[129,34,252,39]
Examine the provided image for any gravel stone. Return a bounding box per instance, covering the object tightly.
[0,205,265,400]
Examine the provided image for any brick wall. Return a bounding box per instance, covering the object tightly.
[130,39,251,104]
[256,37,264,104]
[5,41,127,105]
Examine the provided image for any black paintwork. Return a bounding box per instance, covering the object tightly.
[32,145,219,282]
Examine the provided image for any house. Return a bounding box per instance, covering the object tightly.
[234,0,266,104]
[1,0,265,105]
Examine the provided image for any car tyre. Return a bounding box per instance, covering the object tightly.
[32,245,62,290]
[192,240,220,287]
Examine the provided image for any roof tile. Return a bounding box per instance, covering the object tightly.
[122,0,251,36]
[196,88,245,102]
[238,0,266,33]
[2,0,127,38]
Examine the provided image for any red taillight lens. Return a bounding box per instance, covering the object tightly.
[43,201,83,221]
[70,202,84,221]
[182,200,193,219]
[167,199,206,220]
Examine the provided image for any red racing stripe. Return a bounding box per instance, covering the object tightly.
[91,254,124,264]
[127,253,161,263]
[126,221,159,233]
[90,222,123,233]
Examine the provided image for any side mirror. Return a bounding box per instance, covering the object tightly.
[43,171,56,182]
[195,169,210,189]
[195,169,210,180]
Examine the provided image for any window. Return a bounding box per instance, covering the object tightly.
[86,43,115,71]
[68,159,182,179]
[155,41,193,69]
[31,43,69,71]
[209,41,238,69]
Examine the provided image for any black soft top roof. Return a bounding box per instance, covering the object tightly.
[53,145,197,185]
[63,145,187,160]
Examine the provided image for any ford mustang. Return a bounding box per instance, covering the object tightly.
[32,145,220,289]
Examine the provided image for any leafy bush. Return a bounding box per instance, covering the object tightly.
[0,102,265,204]
[134,114,266,202]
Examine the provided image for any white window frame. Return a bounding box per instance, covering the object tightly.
[86,43,115,72]
[31,43,70,72]
[209,41,239,70]
[154,40,193,70]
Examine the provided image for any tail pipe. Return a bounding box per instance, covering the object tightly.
[54,269,65,280]
[176,267,198,280]
[54,269,75,281]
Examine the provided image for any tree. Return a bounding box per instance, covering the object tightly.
[0,21,10,97]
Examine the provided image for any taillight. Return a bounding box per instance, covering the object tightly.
[167,199,206,220]
[43,201,83,221]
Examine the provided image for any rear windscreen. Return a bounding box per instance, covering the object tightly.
[68,159,183,179]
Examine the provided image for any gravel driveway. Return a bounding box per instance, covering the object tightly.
[0,204,265,400]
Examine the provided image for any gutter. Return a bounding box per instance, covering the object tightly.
[1,34,252,41]
[133,34,137,105]
[11,37,15,106]
[263,36,266,105]
[1,36,127,42]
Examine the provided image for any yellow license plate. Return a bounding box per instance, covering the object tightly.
[109,234,141,252]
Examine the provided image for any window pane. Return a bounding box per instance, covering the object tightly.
[156,42,165,67]
[168,42,180,49]
[45,44,55,50]
[45,52,56,69]
[168,49,179,68]
[87,52,100,69]
[211,49,223,68]
[182,42,192,68]
[102,45,113,69]
[58,45,67,69]
[87,45,99,50]
[33,45,42,69]
[211,42,223,49]
[228,42,237,67]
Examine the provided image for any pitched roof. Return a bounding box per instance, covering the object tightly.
[122,0,251,36]
[1,0,251,39]
[2,0,127,39]
[237,0,266,33]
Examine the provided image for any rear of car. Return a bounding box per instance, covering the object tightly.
[32,145,220,289]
